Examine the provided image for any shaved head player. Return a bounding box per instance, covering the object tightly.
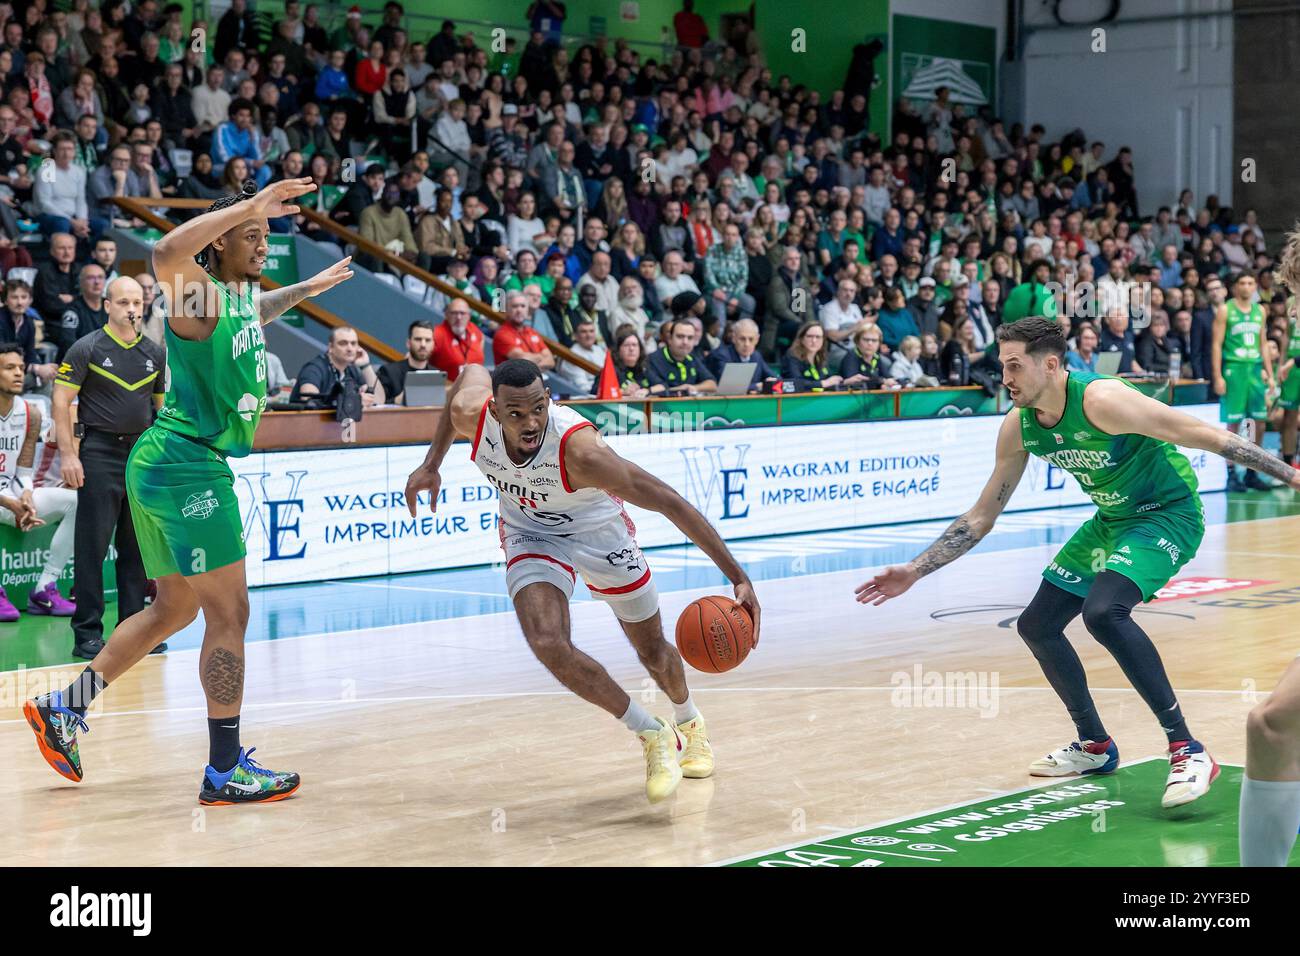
[856,316,1300,809]
[405,360,760,803]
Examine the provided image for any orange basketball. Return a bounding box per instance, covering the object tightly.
[675,596,754,673]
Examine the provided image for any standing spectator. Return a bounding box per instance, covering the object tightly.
[703,222,753,326]
[430,299,486,383]
[673,0,709,48]
[55,277,164,659]
[376,319,436,404]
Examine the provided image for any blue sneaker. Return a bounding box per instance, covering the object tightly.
[24,691,88,782]
[1028,738,1120,776]
[199,748,301,806]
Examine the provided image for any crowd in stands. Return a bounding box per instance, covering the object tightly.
[0,0,1288,411]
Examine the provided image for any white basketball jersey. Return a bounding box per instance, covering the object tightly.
[0,396,28,494]
[470,399,627,535]
[34,408,62,488]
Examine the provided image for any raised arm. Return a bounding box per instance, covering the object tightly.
[404,364,493,515]
[1083,377,1299,487]
[563,425,761,644]
[254,256,353,326]
[856,409,1028,605]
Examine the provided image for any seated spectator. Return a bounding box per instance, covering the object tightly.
[557,317,607,394]
[1098,308,1143,374]
[376,319,436,404]
[781,321,842,392]
[416,186,467,274]
[493,290,555,369]
[289,326,380,407]
[876,286,919,353]
[374,68,416,164]
[820,277,862,361]
[576,250,619,315]
[34,132,101,242]
[54,263,107,360]
[430,299,485,383]
[88,145,145,224]
[939,315,992,386]
[359,182,417,273]
[907,277,943,339]
[543,276,578,347]
[0,280,54,380]
[607,276,651,344]
[706,317,767,393]
[212,97,270,187]
[890,335,940,387]
[611,324,651,397]
[653,250,701,326]
[1135,310,1180,375]
[1066,324,1100,372]
[647,317,716,395]
[765,245,816,357]
[839,323,897,389]
[506,191,547,256]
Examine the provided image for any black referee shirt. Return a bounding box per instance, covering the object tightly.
[56,326,165,434]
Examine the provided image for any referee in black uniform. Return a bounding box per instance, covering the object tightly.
[53,276,166,659]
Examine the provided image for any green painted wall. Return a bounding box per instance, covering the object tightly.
[755,0,890,136]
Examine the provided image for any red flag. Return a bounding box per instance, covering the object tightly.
[595,350,621,399]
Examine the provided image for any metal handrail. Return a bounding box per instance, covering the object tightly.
[108,195,402,362]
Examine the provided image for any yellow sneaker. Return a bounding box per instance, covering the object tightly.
[676,714,714,778]
[636,718,684,804]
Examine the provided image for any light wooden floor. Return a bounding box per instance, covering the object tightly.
[2,512,1297,866]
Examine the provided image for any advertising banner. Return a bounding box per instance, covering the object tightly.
[230,405,1227,587]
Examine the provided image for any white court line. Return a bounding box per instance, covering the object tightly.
[811,842,941,862]
[0,684,1259,725]
[325,580,508,599]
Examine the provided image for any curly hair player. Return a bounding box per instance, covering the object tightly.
[856,315,1300,809]
[24,177,353,805]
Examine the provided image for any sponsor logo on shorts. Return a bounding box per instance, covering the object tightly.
[1107,553,1133,566]
[182,489,219,520]
[605,547,643,571]
[1048,561,1083,584]
[1156,537,1181,564]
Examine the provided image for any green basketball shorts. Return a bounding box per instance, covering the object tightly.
[1042,498,1205,602]
[1220,361,1268,423]
[1277,365,1300,410]
[126,427,246,578]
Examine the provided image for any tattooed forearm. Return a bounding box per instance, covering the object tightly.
[255,282,312,324]
[1222,433,1296,484]
[910,515,983,578]
[201,647,245,706]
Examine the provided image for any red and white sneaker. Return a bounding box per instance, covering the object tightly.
[1161,739,1219,808]
[27,582,75,616]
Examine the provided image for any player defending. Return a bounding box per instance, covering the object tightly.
[857,316,1300,808]
[1240,225,1300,865]
[404,360,760,803]
[1212,271,1275,491]
[24,178,353,804]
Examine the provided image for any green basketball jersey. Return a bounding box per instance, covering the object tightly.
[155,275,267,458]
[1288,296,1300,358]
[1223,300,1263,363]
[1018,371,1199,518]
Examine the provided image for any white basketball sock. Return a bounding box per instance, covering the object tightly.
[1239,776,1300,866]
[619,699,660,734]
[672,693,699,724]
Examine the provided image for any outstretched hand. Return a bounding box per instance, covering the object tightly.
[854,563,919,606]
[304,256,353,296]
[252,177,317,219]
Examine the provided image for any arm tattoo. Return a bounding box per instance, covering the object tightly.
[1222,433,1297,484]
[911,515,982,578]
[255,282,313,324]
[201,647,245,707]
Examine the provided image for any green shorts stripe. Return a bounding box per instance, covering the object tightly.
[126,426,246,578]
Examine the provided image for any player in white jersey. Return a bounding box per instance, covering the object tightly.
[405,360,760,804]
[1240,224,1300,865]
[0,345,77,621]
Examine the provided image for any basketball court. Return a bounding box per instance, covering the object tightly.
[2,491,1297,867]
